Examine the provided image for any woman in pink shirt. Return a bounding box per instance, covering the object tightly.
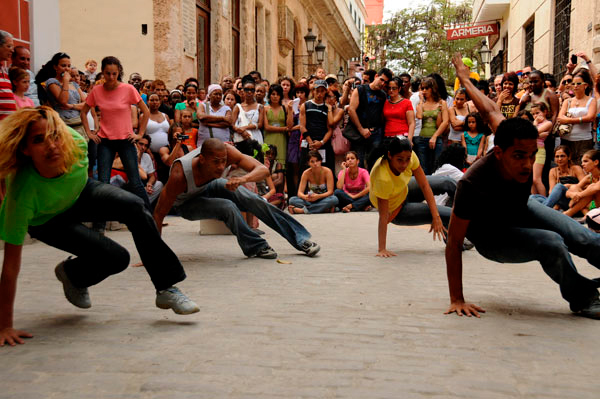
[81,56,151,208]
[334,151,371,212]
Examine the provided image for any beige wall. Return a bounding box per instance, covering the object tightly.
[60,0,155,80]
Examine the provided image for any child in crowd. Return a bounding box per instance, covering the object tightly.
[9,67,34,109]
[531,102,553,196]
[264,144,286,209]
[564,150,600,217]
[460,112,485,166]
[84,59,98,83]
[159,122,190,169]
[180,109,198,149]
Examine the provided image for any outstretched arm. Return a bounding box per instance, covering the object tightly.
[452,53,505,132]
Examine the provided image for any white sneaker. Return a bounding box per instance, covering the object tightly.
[156,287,200,315]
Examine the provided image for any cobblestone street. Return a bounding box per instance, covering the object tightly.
[3,212,600,398]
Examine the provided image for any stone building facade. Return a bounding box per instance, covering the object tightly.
[473,0,600,79]
[18,0,366,89]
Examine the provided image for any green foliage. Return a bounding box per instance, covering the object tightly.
[366,0,483,84]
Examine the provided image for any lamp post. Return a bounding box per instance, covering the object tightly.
[478,40,492,79]
[315,40,326,64]
[304,29,317,54]
[337,66,345,82]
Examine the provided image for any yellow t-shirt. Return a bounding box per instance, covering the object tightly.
[453,71,481,92]
[369,152,420,213]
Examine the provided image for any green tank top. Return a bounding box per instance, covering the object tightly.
[420,107,440,138]
[266,107,286,132]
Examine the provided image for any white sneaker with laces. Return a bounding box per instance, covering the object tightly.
[156,286,200,315]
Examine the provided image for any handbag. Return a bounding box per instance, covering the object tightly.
[553,99,573,137]
[342,121,364,142]
[332,125,351,155]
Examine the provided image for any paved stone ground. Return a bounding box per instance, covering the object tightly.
[2,212,600,398]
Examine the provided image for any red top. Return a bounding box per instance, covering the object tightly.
[86,83,142,140]
[383,98,413,136]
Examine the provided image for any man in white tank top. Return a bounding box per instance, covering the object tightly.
[153,139,321,259]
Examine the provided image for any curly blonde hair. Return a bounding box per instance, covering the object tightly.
[0,106,85,178]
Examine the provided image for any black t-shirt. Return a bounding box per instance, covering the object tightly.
[453,153,531,230]
[304,100,329,141]
[357,84,386,129]
[159,103,174,120]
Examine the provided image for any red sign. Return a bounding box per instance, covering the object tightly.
[446,23,498,41]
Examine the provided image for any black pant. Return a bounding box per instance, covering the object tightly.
[28,179,185,290]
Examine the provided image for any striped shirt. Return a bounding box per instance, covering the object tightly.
[0,66,17,120]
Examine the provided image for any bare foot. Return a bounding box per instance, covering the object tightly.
[342,204,353,213]
[288,206,304,214]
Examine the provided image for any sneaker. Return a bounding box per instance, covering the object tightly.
[300,240,321,257]
[253,246,278,259]
[156,286,200,315]
[55,259,91,309]
[462,238,475,251]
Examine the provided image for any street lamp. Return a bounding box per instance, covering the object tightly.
[337,66,345,82]
[478,40,492,78]
[304,29,317,54]
[315,40,326,63]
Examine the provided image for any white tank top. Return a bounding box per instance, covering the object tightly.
[563,97,593,142]
[146,113,170,152]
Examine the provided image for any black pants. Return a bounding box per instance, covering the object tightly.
[29,179,186,290]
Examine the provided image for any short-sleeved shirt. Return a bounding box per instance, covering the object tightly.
[45,78,82,120]
[0,66,17,120]
[338,167,370,195]
[453,152,531,231]
[86,83,141,140]
[369,152,420,213]
[499,97,520,119]
[0,128,88,245]
[140,152,155,175]
[383,99,413,136]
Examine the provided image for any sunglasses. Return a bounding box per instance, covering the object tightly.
[243,88,255,92]
[573,82,586,86]
[562,79,572,84]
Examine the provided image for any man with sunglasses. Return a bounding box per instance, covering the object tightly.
[347,67,393,167]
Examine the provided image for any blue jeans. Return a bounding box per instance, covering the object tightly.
[97,138,150,209]
[391,175,455,226]
[467,197,600,311]
[28,179,185,290]
[407,175,456,207]
[289,195,339,214]
[176,178,312,256]
[413,136,443,175]
[531,184,570,210]
[334,189,371,211]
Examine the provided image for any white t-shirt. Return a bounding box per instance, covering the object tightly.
[140,153,155,174]
[410,92,422,137]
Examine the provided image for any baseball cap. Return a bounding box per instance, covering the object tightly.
[462,57,474,68]
[314,80,328,89]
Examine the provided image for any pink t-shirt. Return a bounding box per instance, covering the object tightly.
[86,83,141,140]
[337,167,370,195]
[13,94,34,109]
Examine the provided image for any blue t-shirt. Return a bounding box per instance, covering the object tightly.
[45,78,82,120]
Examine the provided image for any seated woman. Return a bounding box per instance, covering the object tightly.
[334,151,371,212]
[288,150,338,214]
[368,137,453,257]
[564,149,600,217]
[264,144,286,209]
[0,107,198,345]
[538,145,585,210]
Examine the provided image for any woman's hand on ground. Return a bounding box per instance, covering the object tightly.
[0,327,33,346]
[429,216,447,241]
[445,300,485,317]
[376,249,397,258]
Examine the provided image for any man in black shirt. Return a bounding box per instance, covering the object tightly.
[445,54,600,319]
[347,67,393,168]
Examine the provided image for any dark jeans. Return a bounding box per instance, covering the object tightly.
[334,189,371,211]
[28,179,186,291]
[467,197,600,311]
[391,176,456,227]
[350,127,383,169]
[413,136,443,175]
[97,138,150,209]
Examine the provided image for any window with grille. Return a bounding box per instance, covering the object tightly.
[553,0,571,80]
[524,19,534,68]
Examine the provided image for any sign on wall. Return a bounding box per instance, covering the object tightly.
[182,0,196,57]
[446,23,499,41]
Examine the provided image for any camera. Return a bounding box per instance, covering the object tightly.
[178,134,189,141]
[571,54,577,65]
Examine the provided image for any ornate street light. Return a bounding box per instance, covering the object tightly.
[315,40,326,63]
[478,40,492,65]
[337,66,345,82]
[304,29,317,54]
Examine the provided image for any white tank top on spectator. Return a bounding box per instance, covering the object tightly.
[234,103,263,144]
[197,103,232,147]
[146,113,170,152]
[563,97,593,142]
